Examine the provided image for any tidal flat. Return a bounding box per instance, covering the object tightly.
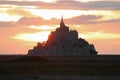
[0,74,120,80]
[0,55,120,80]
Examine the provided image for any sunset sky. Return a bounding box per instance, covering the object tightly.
[0,0,120,55]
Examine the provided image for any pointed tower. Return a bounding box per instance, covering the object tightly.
[59,15,69,33]
[60,15,65,27]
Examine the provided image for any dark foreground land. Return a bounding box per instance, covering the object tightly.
[0,55,120,80]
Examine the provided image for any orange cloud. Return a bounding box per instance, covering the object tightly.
[79,32,120,39]
[0,21,21,27]
[0,1,120,10]
[17,15,120,25]
[6,8,35,17]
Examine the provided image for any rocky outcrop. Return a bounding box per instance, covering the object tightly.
[27,17,98,56]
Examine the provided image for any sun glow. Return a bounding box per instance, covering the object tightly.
[79,32,120,39]
[29,9,82,20]
[29,25,54,30]
[13,31,50,42]
[26,9,120,21]
[0,13,21,22]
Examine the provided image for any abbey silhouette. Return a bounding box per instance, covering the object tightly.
[28,17,98,56]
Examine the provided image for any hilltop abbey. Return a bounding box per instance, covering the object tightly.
[28,17,97,56]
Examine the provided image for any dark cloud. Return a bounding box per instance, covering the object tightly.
[17,15,101,26]
[17,17,45,25]
[0,0,120,10]
[1,15,120,28]
[80,1,120,10]
[17,16,62,26]
[6,8,35,17]
[0,21,21,27]
[104,19,120,23]
[66,15,120,25]
[65,15,102,24]
[17,15,120,26]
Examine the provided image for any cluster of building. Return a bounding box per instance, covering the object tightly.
[27,17,97,56]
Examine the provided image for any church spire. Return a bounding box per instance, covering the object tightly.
[61,15,63,23]
[60,15,65,27]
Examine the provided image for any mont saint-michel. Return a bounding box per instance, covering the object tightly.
[28,17,98,56]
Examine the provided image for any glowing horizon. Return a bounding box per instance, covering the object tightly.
[13,31,50,42]
[0,0,120,55]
